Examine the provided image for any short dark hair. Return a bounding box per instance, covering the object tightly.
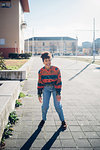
[41,51,51,62]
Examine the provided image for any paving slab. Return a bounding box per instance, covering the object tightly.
[3,56,100,149]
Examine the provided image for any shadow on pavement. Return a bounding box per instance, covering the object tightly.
[68,63,92,81]
[20,122,44,150]
[96,67,100,69]
[41,126,65,150]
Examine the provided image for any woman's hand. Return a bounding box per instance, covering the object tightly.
[56,95,61,101]
[38,96,42,103]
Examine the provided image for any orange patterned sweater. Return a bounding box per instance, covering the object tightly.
[37,66,62,97]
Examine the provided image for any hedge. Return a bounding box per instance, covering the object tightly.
[8,53,32,59]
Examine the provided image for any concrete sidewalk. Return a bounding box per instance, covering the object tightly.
[4,56,100,150]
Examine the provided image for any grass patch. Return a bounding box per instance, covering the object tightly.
[4,59,28,70]
[6,66,20,70]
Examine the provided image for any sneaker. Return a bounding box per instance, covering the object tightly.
[62,121,67,129]
[38,120,45,128]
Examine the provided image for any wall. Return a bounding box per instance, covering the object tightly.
[19,1,24,53]
[0,81,20,141]
[0,0,20,57]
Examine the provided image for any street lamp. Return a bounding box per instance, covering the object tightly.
[93,18,95,62]
[21,22,27,29]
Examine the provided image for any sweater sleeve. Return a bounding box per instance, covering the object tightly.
[54,68,62,95]
[37,70,44,97]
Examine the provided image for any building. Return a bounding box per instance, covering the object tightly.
[25,36,77,55]
[95,38,100,55]
[82,41,92,55]
[0,0,30,58]
[77,46,83,56]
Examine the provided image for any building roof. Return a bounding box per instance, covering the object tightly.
[29,37,76,41]
[20,0,30,12]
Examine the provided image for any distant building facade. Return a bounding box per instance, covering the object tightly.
[82,41,92,55]
[0,0,30,58]
[77,46,83,55]
[95,38,100,55]
[25,37,77,55]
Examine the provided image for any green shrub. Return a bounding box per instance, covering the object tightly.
[19,53,31,59]
[29,53,32,57]
[15,99,22,107]
[19,92,26,98]
[19,53,25,59]
[9,53,32,59]
[9,111,19,124]
[0,111,19,147]
[2,123,13,139]
[9,53,19,59]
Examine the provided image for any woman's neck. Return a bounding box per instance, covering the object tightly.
[45,66,51,70]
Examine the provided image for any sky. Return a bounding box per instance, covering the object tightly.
[24,0,100,45]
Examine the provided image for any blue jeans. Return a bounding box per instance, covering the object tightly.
[42,85,65,121]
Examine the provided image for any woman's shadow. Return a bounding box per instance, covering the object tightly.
[20,121,65,150]
[41,126,65,150]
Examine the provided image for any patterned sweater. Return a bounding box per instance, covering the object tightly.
[37,66,62,97]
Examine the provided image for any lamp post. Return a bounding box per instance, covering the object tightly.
[27,38,29,53]
[21,22,27,29]
[93,18,95,62]
[32,28,34,56]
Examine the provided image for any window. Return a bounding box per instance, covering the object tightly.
[0,0,11,8]
[43,42,45,46]
[0,39,5,45]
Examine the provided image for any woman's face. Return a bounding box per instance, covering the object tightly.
[43,58,51,69]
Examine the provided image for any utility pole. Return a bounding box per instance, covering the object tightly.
[93,18,95,62]
[28,38,29,53]
[76,36,78,62]
[61,37,63,56]
[32,28,34,56]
